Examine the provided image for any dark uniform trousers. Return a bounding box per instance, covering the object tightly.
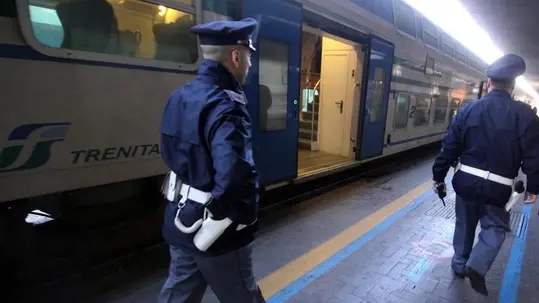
[159,244,265,303]
[452,195,511,276]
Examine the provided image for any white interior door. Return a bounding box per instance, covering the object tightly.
[319,52,349,156]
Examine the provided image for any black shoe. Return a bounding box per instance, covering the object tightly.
[451,265,466,278]
[465,267,488,296]
[452,269,465,279]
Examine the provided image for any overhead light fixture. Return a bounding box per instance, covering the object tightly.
[158,5,167,16]
[403,0,539,104]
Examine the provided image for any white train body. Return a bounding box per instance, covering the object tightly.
[0,0,534,203]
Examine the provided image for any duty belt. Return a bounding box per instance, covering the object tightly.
[163,171,212,205]
[455,163,514,187]
[161,171,212,233]
[161,171,252,234]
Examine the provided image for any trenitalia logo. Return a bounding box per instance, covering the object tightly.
[0,123,70,172]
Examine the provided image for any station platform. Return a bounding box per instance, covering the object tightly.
[44,156,539,303]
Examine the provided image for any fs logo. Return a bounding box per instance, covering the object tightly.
[0,123,70,172]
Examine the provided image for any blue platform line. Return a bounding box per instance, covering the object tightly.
[267,187,438,303]
[499,204,533,303]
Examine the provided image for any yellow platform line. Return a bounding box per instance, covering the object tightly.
[258,179,433,298]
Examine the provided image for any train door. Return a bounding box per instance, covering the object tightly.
[319,51,351,156]
[357,36,394,159]
[242,0,301,185]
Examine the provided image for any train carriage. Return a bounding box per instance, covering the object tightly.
[0,0,534,204]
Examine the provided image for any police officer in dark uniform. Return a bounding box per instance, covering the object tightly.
[432,54,539,296]
[158,18,265,303]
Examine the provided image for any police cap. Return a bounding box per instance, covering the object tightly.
[190,18,258,52]
[486,54,526,81]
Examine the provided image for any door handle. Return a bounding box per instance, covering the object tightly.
[335,100,343,114]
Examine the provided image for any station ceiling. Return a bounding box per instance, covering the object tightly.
[459,0,539,93]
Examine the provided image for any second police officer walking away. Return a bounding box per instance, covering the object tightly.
[432,54,539,296]
[158,17,266,303]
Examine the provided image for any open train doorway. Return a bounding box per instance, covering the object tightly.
[297,25,364,177]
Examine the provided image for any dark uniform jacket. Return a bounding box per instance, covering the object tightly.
[433,90,539,207]
[159,59,259,256]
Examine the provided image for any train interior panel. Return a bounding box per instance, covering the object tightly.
[27,0,198,63]
[297,26,363,177]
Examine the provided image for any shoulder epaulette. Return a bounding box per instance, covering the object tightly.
[224,89,247,105]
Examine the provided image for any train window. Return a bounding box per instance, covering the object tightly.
[421,17,438,49]
[469,58,476,70]
[26,0,198,65]
[413,95,431,126]
[28,5,64,48]
[469,55,476,69]
[468,54,481,71]
[259,39,289,131]
[369,67,385,123]
[478,60,488,73]
[442,33,454,58]
[449,98,460,120]
[393,93,410,129]
[456,45,467,63]
[393,0,416,38]
[443,44,454,58]
[202,0,240,21]
[434,96,449,123]
[424,54,435,74]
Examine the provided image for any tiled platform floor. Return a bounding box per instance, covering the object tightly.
[32,156,539,303]
[284,182,525,303]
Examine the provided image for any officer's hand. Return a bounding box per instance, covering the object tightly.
[433,181,445,194]
[524,192,537,204]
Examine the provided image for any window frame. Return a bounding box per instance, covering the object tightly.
[433,96,449,124]
[369,66,386,124]
[441,32,455,59]
[421,16,438,51]
[412,94,431,127]
[456,44,467,64]
[468,53,483,72]
[392,0,417,40]
[16,0,204,71]
[393,92,411,130]
[258,38,290,132]
[467,54,475,70]
[201,0,240,21]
